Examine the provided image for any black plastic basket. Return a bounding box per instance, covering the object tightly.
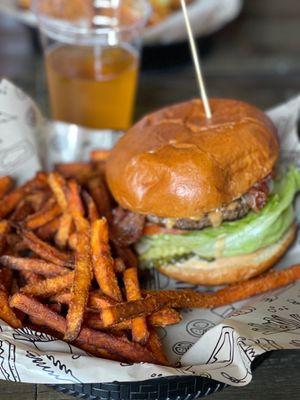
[53,375,227,400]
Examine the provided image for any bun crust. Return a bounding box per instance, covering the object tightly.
[106,99,279,218]
[157,224,296,285]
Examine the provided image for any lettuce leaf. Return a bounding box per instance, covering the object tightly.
[137,166,300,264]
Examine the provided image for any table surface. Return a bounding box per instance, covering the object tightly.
[0,0,300,399]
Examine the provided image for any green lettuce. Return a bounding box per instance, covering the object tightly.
[137,166,300,265]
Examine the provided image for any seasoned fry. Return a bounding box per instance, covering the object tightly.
[21,229,74,267]
[55,212,73,249]
[88,291,117,309]
[48,172,68,210]
[65,226,92,342]
[0,220,9,254]
[90,149,111,162]
[0,256,69,277]
[91,219,122,302]
[101,295,168,327]
[10,294,160,364]
[0,176,13,198]
[82,190,99,223]
[124,268,149,345]
[146,330,169,366]
[24,198,61,229]
[87,177,112,221]
[210,264,300,307]
[148,308,182,327]
[21,271,74,296]
[36,217,61,240]
[67,179,86,231]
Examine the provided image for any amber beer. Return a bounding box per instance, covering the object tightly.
[46,44,139,131]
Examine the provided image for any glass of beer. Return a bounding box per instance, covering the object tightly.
[34,0,151,131]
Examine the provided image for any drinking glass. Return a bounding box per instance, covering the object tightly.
[33,0,151,131]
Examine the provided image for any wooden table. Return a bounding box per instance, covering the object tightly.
[0,0,299,399]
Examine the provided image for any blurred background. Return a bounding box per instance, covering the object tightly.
[0,0,299,122]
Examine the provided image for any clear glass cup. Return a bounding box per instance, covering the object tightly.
[33,0,151,131]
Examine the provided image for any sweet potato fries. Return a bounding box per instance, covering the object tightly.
[0,153,299,365]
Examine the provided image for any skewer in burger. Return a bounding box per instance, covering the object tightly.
[106,99,300,285]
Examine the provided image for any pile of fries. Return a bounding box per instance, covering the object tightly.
[0,149,299,365]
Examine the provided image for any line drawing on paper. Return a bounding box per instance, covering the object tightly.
[0,340,20,382]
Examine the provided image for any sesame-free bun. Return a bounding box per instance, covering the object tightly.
[106,99,279,218]
[157,224,296,285]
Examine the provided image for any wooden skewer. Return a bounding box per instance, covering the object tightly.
[180,0,212,119]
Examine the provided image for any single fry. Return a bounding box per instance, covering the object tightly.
[0,176,13,199]
[82,191,99,223]
[67,179,86,231]
[210,264,300,307]
[24,198,61,229]
[10,294,160,364]
[90,149,111,162]
[0,255,69,277]
[48,172,68,210]
[146,329,169,366]
[21,271,74,297]
[55,212,73,249]
[124,267,149,345]
[65,227,92,342]
[87,177,112,220]
[145,265,300,309]
[91,219,122,302]
[148,308,182,327]
[101,295,168,327]
[21,229,74,267]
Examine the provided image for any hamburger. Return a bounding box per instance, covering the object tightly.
[106,99,300,285]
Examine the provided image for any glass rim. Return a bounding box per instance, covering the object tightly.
[33,0,152,37]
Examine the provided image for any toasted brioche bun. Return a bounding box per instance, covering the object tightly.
[106,99,279,219]
[156,224,296,285]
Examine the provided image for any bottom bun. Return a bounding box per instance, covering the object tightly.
[158,224,297,285]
